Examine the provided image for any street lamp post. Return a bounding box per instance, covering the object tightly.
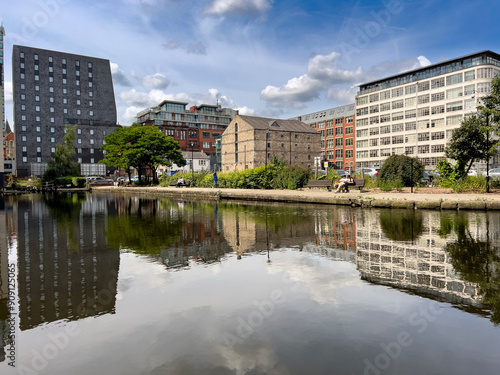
[190,141,195,182]
[265,132,270,170]
[486,113,490,193]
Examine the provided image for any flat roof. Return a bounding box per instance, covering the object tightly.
[359,50,500,89]
[289,103,355,123]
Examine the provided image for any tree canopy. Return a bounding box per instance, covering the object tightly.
[444,75,500,179]
[101,124,186,182]
[43,124,80,181]
[444,115,495,177]
[379,154,424,187]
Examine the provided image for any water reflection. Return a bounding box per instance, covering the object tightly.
[0,205,8,363]
[16,194,120,330]
[2,194,500,374]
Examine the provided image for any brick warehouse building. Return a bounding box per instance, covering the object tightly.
[291,104,355,171]
[136,100,236,165]
[221,115,321,171]
[13,46,117,177]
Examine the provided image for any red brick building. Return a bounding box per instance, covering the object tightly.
[136,100,236,158]
[291,104,356,170]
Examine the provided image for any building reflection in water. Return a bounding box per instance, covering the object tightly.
[0,201,8,362]
[354,209,500,314]
[16,194,120,331]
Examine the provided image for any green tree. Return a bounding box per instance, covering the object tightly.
[379,154,424,187]
[101,124,186,183]
[444,115,494,178]
[43,124,80,181]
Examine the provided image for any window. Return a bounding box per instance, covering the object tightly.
[345,127,353,135]
[50,107,54,113]
[36,126,41,132]
[89,100,93,106]
[446,73,463,86]
[36,116,41,122]
[21,125,27,131]
[35,85,39,91]
[446,101,463,112]
[36,137,41,143]
[89,91,93,97]
[77,109,81,115]
[35,106,41,112]
[90,139,95,145]
[77,138,82,144]
[417,81,429,91]
[50,87,54,93]
[203,142,210,148]
[77,148,82,154]
[465,70,475,81]
[90,129,94,135]
[90,148,94,154]
[51,137,55,143]
[76,90,81,96]
[431,77,445,89]
[20,94,26,100]
[77,129,82,134]
[89,110,94,116]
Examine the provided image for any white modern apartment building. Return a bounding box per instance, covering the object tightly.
[355,50,500,170]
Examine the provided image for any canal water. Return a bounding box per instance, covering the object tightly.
[1,193,500,375]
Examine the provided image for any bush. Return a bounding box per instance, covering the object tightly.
[274,166,310,190]
[72,177,87,188]
[380,155,424,187]
[378,178,404,192]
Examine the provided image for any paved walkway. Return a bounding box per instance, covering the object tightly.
[94,185,500,210]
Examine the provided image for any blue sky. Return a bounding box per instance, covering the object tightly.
[2,0,500,125]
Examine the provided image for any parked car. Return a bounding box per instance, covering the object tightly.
[467,169,485,177]
[488,168,500,179]
[361,168,379,177]
[421,170,440,185]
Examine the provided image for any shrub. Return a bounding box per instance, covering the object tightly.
[72,177,87,188]
[274,166,310,190]
[380,155,424,187]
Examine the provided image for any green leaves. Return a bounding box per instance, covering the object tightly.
[101,123,186,183]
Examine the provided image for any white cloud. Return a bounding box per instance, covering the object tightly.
[260,51,363,108]
[236,106,255,115]
[4,81,13,104]
[411,55,432,70]
[142,73,171,89]
[110,62,132,87]
[204,0,273,16]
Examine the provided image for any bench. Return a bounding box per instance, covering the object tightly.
[170,180,191,188]
[339,178,365,192]
[305,179,333,191]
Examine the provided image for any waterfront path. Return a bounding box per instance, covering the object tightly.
[92,185,500,211]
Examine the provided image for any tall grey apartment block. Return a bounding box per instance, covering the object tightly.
[13,45,117,177]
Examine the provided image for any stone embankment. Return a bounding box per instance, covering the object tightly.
[92,186,500,211]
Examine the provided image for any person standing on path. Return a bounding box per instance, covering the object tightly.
[213,172,218,188]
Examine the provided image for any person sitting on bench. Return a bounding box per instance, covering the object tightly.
[334,175,353,193]
[176,176,185,187]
